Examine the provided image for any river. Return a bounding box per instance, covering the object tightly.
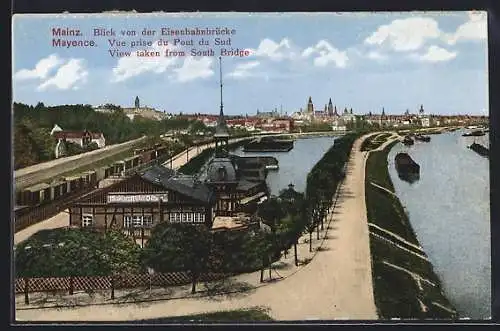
[387,130,491,319]
[231,136,337,195]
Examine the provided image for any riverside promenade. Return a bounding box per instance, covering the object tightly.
[16,133,379,322]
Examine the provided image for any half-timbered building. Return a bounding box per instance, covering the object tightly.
[69,165,215,239]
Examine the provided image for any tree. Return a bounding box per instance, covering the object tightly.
[14,123,39,169]
[142,223,213,294]
[16,228,112,295]
[257,197,286,233]
[15,228,141,283]
[278,185,306,266]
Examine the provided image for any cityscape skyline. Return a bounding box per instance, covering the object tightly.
[12,12,488,116]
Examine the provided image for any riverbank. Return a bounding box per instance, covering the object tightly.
[364,139,458,319]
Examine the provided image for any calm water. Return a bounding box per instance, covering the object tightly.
[231,136,337,195]
[387,130,491,319]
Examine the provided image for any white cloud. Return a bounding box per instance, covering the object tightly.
[445,11,487,45]
[37,59,88,91]
[14,54,63,80]
[173,57,214,83]
[111,43,179,82]
[364,17,442,51]
[301,40,348,68]
[249,38,296,61]
[228,61,260,79]
[366,50,388,61]
[414,45,458,62]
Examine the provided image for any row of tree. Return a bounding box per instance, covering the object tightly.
[254,132,362,269]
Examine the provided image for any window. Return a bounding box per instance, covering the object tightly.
[194,213,204,223]
[186,213,193,223]
[81,214,93,227]
[170,213,180,223]
[143,216,153,228]
[124,215,132,228]
[124,215,153,228]
[132,215,142,227]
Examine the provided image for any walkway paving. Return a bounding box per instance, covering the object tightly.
[15,133,379,322]
[14,210,69,245]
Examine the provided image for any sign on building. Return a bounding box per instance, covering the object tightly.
[107,193,169,203]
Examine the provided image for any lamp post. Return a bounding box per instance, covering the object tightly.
[147,267,154,297]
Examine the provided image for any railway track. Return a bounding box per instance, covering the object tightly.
[15,136,146,191]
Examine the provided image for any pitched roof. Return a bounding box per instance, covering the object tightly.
[140,165,213,204]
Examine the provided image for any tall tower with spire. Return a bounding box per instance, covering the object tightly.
[134,96,140,109]
[328,98,334,116]
[307,97,314,114]
[419,104,424,114]
[214,57,230,158]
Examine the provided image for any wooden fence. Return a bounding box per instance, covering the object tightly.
[15,271,228,299]
[14,186,96,233]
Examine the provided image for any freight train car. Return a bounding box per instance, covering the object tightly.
[19,183,51,206]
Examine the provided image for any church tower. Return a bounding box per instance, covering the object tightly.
[307,97,314,114]
[333,105,339,117]
[328,98,334,116]
[419,104,424,114]
[134,96,140,109]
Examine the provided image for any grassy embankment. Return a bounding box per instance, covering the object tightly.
[132,307,273,322]
[365,140,458,319]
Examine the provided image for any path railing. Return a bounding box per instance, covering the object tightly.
[16,271,229,305]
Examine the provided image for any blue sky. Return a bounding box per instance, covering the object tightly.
[12,12,488,115]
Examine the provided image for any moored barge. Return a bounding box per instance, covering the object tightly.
[395,153,420,183]
[243,136,294,152]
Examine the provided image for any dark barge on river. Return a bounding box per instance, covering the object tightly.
[462,129,486,137]
[395,153,420,183]
[243,136,294,152]
[402,136,415,146]
[415,134,431,142]
[468,143,489,158]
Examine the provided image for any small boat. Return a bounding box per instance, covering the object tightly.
[415,134,431,142]
[395,153,420,183]
[462,130,485,137]
[402,136,414,146]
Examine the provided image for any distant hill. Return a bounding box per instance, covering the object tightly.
[12,102,201,169]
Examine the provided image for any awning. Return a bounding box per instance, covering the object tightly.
[239,192,266,205]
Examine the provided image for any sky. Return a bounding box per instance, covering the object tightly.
[12,12,489,116]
